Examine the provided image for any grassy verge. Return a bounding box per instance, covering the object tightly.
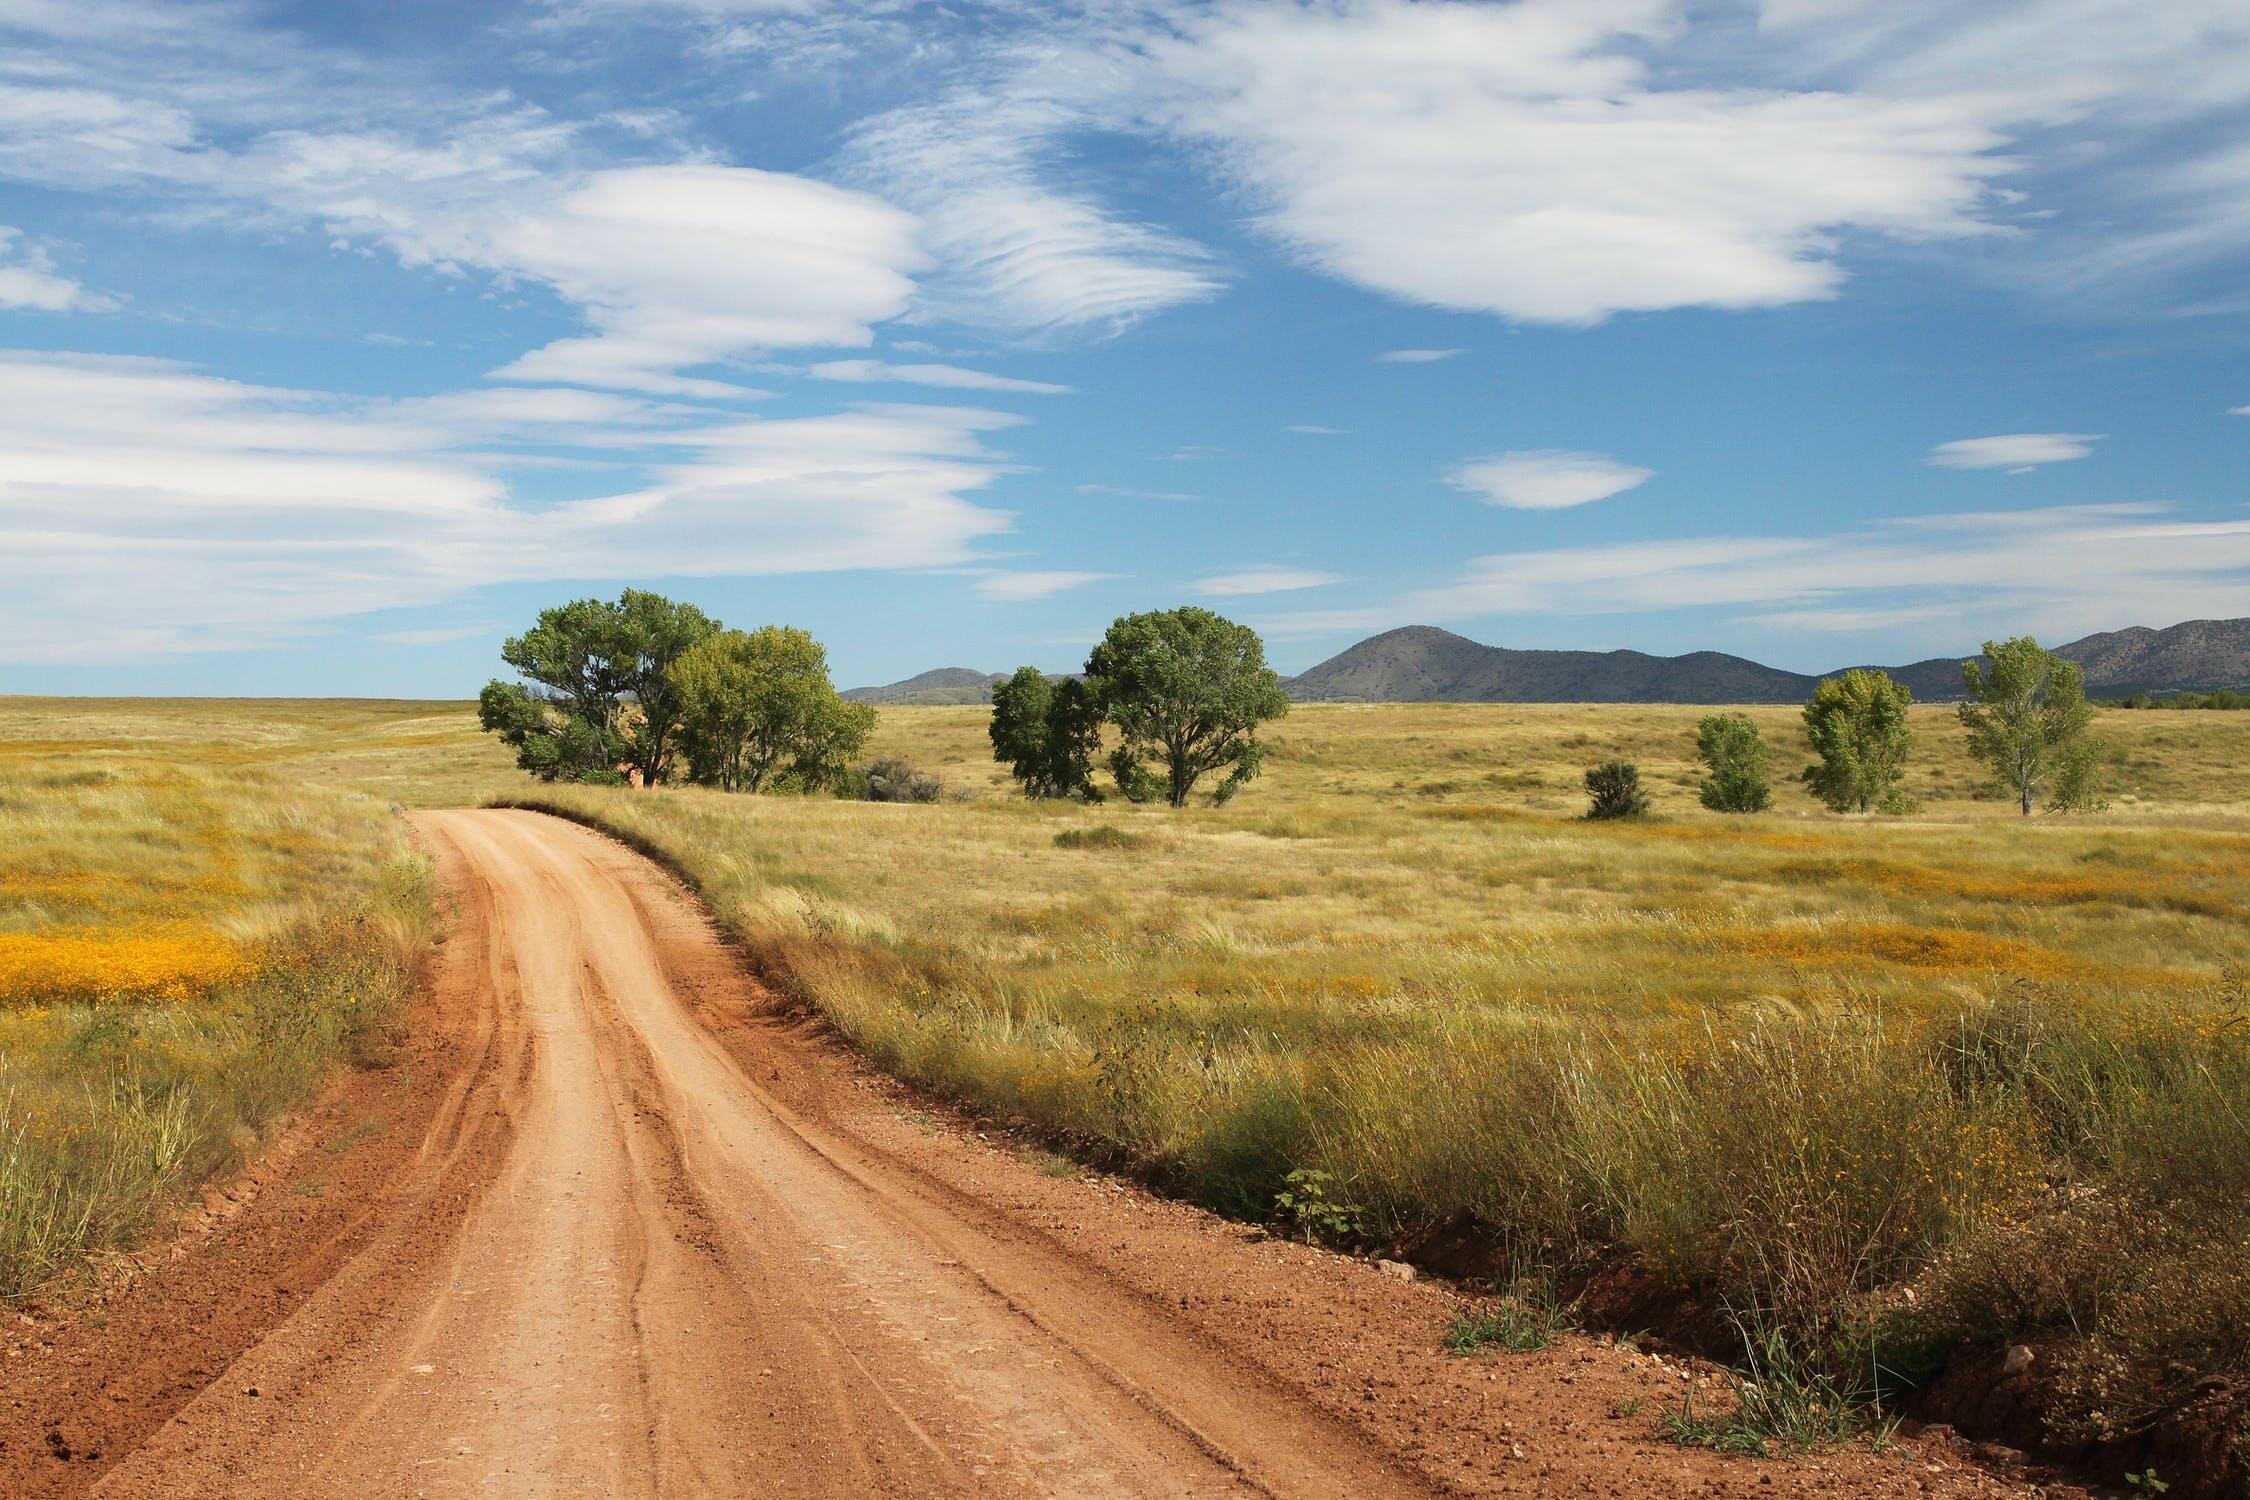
[0,754,428,1297]
[502,700,2248,1472]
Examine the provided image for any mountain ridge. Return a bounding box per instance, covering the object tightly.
[841,667,1004,706]
[844,618,2250,706]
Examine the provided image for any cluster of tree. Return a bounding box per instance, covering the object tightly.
[478,591,874,793]
[989,606,1290,808]
[1590,635,2105,820]
[2102,690,2249,710]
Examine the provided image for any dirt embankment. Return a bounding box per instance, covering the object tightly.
[5,810,2075,1497]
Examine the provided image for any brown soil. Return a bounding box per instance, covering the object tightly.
[3,810,2094,1496]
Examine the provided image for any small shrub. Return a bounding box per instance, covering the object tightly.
[1584,760,1651,820]
[1272,1167,1363,1245]
[856,758,944,803]
[1053,824,1146,851]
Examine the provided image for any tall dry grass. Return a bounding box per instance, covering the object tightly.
[507,700,2249,1458]
[0,748,427,1296]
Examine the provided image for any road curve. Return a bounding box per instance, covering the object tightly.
[93,808,1427,1499]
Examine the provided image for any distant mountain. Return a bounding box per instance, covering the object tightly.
[848,618,2250,708]
[1284,618,2250,704]
[1868,656,1980,702]
[1283,626,1819,703]
[842,668,1004,706]
[2054,619,2250,697]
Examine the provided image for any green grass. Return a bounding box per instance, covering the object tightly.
[1443,1284,1574,1355]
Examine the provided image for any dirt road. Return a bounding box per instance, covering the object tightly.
[90,810,1421,1497]
[53,810,2055,1498]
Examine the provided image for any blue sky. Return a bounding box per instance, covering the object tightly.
[0,0,2244,696]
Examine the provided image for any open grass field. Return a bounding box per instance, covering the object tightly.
[0,701,439,1296]
[4,693,2245,1467]
[511,701,2250,1460]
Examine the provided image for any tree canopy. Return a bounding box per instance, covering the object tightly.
[988,666,1103,801]
[1800,669,1916,814]
[1084,606,1290,807]
[1695,713,1772,813]
[672,625,873,794]
[1958,636,2102,815]
[477,589,719,786]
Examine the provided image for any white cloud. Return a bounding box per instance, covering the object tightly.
[472,166,924,393]
[806,359,1072,395]
[2230,404,2249,416]
[0,14,927,393]
[1193,565,1342,596]
[1136,0,2014,324]
[971,570,1111,602]
[841,79,1221,334]
[560,0,819,11]
[0,226,110,310]
[1752,0,2250,294]
[1281,503,2250,650]
[373,623,502,646]
[1285,424,1345,435]
[0,351,1016,660]
[1376,348,1461,363]
[1927,432,2103,469]
[1448,451,1654,510]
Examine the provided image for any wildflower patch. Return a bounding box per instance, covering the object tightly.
[0,924,253,1006]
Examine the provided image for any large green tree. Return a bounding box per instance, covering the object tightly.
[478,590,719,786]
[988,667,1103,800]
[1085,606,1289,807]
[611,589,724,787]
[1800,669,1917,814]
[1695,713,1772,813]
[672,625,874,793]
[1958,636,2102,815]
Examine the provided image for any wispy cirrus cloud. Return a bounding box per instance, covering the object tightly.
[0,13,929,395]
[0,351,1018,660]
[1258,502,2250,654]
[1193,564,1342,596]
[0,226,110,311]
[1076,483,1197,503]
[806,359,1072,395]
[1448,451,1653,510]
[815,0,2250,331]
[1137,0,2016,325]
[970,570,1113,602]
[1927,432,2103,470]
[1375,348,1461,363]
[841,78,1221,336]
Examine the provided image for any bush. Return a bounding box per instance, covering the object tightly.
[1584,760,1651,820]
[855,758,944,804]
[1053,824,1145,851]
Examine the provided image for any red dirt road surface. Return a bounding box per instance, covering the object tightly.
[7,810,2072,1497]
